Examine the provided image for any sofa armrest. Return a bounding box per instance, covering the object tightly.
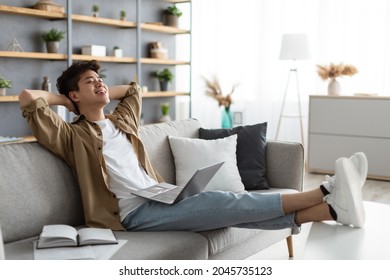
[265,140,304,192]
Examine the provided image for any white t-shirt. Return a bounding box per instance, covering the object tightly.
[95,119,158,221]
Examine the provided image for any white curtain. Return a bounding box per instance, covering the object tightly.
[190,0,390,142]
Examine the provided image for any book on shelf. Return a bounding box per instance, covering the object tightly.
[36,224,118,249]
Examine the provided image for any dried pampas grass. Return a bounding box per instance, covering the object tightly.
[202,76,239,109]
[317,63,358,80]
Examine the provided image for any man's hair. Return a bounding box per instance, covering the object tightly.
[56,60,101,97]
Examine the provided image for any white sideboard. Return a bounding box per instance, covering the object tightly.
[308,95,390,180]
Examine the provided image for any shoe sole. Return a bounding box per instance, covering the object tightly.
[349,152,368,188]
[336,157,365,227]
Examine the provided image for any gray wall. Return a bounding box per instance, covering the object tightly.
[0,0,180,136]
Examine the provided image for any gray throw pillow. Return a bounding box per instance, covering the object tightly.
[199,122,269,190]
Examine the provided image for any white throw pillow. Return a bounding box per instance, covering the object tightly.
[168,134,245,192]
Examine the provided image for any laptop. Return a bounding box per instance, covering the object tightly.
[131,161,224,204]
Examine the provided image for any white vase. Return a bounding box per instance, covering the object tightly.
[159,114,171,123]
[0,88,6,96]
[112,49,123,57]
[328,78,341,96]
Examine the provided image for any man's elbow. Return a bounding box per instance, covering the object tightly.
[18,89,34,108]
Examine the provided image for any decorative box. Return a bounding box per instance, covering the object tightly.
[81,45,106,57]
[150,48,168,59]
[33,0,65,13]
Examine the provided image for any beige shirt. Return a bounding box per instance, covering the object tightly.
[22,82,163,230]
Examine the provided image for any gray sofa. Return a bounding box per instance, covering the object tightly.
[0,118,304,260]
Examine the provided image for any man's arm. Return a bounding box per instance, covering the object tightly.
[110,82,142,127]
[108,85,132,100]
[19,89,76,113]
[19,89,76,166]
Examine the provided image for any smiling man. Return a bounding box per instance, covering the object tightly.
[19,60,162,230]
[19,60,367,235]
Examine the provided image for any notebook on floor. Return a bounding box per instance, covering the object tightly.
[131,161,224,204]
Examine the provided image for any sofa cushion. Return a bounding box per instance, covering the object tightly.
[205,227,293,259]
[111,231,208,260]
[200,227,261,256]
[0,142,84,244]
[199,122,269,190]
[139,119,201,184]
[168,134,245,192]
[4,231,209,260]
[201,187,300,258]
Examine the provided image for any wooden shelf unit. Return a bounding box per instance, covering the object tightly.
[142,91,189,98]
[140,58,190,65]
[71,14,136,28]
[0,51,67,60]
[71,54,137,63]
[0,92,190,102]
[165,0,191,3]
[0,5,65,19]
[0,92,190,103]
[141,23,190,34]
[0,52,188,65]
[0,1,192,127]
[0,5,190,33]
[0,96,18,103]
[0,135,36,145]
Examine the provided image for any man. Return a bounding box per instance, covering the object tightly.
[19,60,367,233]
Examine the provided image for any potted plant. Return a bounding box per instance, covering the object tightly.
[153,68,173,91]
[0,75,12,96]
[316,63,358,95]
[120,10,126,21]
[112,46,123,57]
[42,28,65,53]
[164,5,182,27]
[159,102,171,122]
[92,4,99,17]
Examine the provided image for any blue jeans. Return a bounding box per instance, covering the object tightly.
[122,191,298,232]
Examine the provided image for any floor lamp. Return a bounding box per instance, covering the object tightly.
[275,33,310,146]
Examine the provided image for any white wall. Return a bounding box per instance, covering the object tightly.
[190,0,390,144]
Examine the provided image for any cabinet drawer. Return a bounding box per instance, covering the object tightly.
[309,97,390,138]
[308,134,390,179]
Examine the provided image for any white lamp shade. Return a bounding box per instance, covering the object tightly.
[279,33,310,60]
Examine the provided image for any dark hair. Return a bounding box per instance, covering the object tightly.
[56,60,100,97]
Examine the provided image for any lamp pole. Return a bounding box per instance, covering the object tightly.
[276,33,310,145]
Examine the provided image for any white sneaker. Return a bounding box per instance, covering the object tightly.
[322,174,336,194]
[349,152,368,188]
[322,152,367,193]
[324,157,365,227]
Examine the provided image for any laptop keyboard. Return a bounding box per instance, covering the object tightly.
[152,188,182,202]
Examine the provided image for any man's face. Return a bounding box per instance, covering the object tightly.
[71,70,110,108]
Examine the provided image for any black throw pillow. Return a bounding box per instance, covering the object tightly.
[199,122,269,190]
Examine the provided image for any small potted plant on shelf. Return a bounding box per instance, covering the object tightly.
[92,4,99,17]
[42,28,65,53]
[159,102,171,122]
[120,10,126,21]
[153,68,174,91]
[0,75,12,96]
[163,4,182,27]
[112,46,123,57]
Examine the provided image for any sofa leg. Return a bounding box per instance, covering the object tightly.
[286,236,294,258]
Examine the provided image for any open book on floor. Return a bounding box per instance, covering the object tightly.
[36,224,118,249]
